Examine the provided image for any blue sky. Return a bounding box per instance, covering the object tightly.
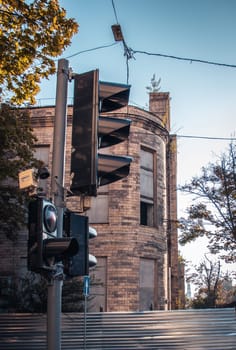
[37,0,236,271]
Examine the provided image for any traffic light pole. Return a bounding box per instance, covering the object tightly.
[48,58,69,350]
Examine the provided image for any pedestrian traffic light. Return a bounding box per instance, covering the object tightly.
[28,197,79,273]
[63,211,97,277]
[70,69,132,196]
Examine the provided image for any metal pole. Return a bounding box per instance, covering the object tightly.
[84,296,87,350]
[48,58,69,350]
[168,266,172,310]
[47,279,62,350]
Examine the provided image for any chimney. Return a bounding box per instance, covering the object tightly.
[149,92,170,131]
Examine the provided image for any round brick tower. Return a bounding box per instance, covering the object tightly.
[85,93,178,311]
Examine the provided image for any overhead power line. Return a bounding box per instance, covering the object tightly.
[109,0,236,91]
[110,0,134,84]
[177,135,236,141]
[64,43,118,59]
[35,97,235,141]
[62,41,236,70]
[132,131,236,141]
[132,50,236,69]
[63,43,236,69]
[111,0,119,24]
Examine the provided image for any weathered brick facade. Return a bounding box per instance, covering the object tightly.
[0,92,182,311]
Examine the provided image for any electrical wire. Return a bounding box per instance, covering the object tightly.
[110,0,134,84]
[130,131,236,141]
[111,0,119,24]
[35,96,235,141]
[62,0,236,90]
[34,0,236,141]
[112,1,236,70]
[62,42,236,70]
[3,1,236,70]
[131,49,236,69]
[177,135,236,141]
[64,43,118,59]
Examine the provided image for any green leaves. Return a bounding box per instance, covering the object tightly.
[0,104,41,240]
[179,142,236,262]
[0,105,37,179]
[0,0,78,104]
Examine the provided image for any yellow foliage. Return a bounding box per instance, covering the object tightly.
[0,0,79,105]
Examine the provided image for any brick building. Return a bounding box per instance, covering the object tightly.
[0,90,182,311]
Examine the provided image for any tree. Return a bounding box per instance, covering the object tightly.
[187,255,221,308]
[0,104,42,240]
[0,271,85,313]
[0,1,78,240]
[62,278,84,312]
[179,141,236,263]
[0,0,78,104]
[186,255,235,308]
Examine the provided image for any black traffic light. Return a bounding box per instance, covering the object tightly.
[70,69,132,196]
[28,197,79,273]
[63,211,97,277]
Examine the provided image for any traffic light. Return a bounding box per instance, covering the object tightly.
[70,69,132,196]
[27,197,79,273]
[63,211,97,277]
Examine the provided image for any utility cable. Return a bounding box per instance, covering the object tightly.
[110,0,134,84]
[64,43,118,59]
[132,49,236,69]
[176,135,236,141]
[62,43,236,70]
[127,130,236,141]
[111,0,119,24]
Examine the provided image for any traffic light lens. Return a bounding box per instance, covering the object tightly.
[44,205,57,233]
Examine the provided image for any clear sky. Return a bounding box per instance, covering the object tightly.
[37,0,236,274]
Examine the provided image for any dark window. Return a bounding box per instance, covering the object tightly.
[140,201,154,226]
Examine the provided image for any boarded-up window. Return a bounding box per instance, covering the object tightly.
[34,146,49,165]
[89,257,107,312]
[139,258,155,311]
[140,149,154,198]
[86,186,109,223]
[140,148,154,226]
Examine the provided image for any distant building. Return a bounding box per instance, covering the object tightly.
[187,282,192,299]
[0,90,182,311]
[177,257,186,308]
